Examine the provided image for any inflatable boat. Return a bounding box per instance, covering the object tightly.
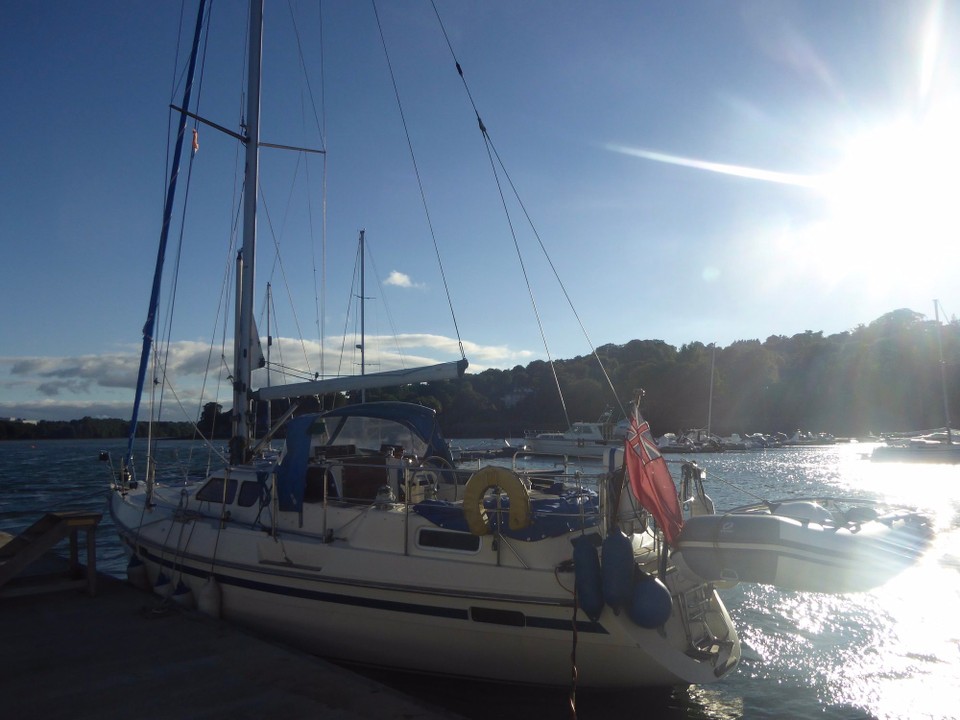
[675,499,933,593]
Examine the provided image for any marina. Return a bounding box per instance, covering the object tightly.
[3,2,959,719]
[2,438,958,719]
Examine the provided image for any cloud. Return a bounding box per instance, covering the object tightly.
[605,144,819,188]
[0,332,538,421]
[384,271,425,289]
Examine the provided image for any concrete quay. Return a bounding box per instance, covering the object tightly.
[0,571,464,720]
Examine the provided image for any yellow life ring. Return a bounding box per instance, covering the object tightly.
[462,466,531,536]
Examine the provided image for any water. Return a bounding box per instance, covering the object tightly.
[1,439,958,719]
[0,438,214,578]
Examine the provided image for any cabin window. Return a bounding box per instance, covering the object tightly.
[417,528,481,553]
[329,416,428,457]
[237,480,264,507]
[196,477,238,504]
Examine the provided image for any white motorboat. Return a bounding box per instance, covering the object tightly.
[525,420,623,459]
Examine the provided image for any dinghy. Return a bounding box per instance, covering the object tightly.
[675,499,933,593]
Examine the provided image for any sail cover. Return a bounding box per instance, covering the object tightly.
[255,359,468,402]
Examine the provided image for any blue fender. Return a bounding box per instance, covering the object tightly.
[628,568,673,628]
[572,535,604,621]
[601,529,635,614]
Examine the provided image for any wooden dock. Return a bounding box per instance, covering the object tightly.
[0,511,102,598]
[0,546,462,719]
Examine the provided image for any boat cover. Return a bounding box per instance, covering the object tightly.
[276,403,455,512]
[319,402,454,463]
[414,491,600,540]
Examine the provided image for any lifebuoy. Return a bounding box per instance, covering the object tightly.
[462,466,531,536]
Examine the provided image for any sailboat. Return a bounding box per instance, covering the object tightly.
[871,300,960,464]
[108,0,741,689]
[107,1,931,692]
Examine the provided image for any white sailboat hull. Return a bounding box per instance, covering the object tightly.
[111,482,738,688]
[871,442,960,464]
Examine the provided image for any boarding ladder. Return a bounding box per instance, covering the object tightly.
[678,584,737,675]
[0,511,102,598]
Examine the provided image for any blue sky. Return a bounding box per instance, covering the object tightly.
[2,1,959,422]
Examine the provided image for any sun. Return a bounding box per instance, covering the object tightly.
[824,113,960,245]
[798,106,960,287]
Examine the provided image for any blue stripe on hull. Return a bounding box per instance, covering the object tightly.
[122,534,608,634]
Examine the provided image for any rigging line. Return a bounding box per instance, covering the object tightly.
[318,3,328,390]
[427,2,572,425]
[487,138,625,418]
[262,149,303,282]
[430,1,484,133]
[257,175,314,375]
[365,243,408,370]
[156,8,214,442]
[146,13,185,451]
[285,0,327,150]
[319,147,329,396]
[191,119,243,456]
[199,61,251,435]
[266,284,292,386]
[431,0,623,420]
[145,3,219,466]
[157,363,230,466]
[478,129,570,428]
[161,1,186,222]
[371,0,466,361]
[194,188,242,453]
[156,3,212,420]
[336,239,363,377]
[350,243,369,371]
[300,101,324,382]
[130,0,211,471]
[266,360,324,381]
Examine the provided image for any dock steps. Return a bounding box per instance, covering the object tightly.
[0,511,102,598]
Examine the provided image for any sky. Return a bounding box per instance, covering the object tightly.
[2,0,959,423]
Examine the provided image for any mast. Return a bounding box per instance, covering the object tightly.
[266,281,273,433]
[359,230,366,402]
[706,343,715,437]
[934,299,953,447]
[230,0,264,465]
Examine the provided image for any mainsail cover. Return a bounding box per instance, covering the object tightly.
[255,358,468,401]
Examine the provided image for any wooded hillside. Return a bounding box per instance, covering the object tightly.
[3,309,956,441]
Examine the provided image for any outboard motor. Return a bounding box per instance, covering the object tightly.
[680,462,714,516]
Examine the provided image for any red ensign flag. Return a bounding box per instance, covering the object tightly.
[624,404,684,545]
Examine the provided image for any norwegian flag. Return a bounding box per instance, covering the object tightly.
[624,403,684,545]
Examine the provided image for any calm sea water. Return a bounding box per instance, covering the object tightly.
[1,438,958,720]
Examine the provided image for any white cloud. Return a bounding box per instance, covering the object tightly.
[0,332,538,421]
[384,271,425,289]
